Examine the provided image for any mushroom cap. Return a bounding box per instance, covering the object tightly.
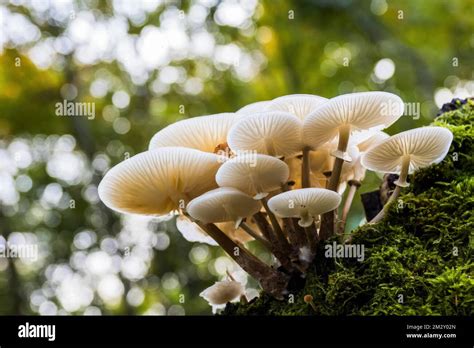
[227,111,303,157]
[216,154,289,199]
[148,113,240,153]
[351,157,367,182]
[361,126,453,174]
[268,188,341,227]
[341,146,373,183]
[338,181,347,195]
[338,131,388,182]
[264,94,328,120]
[199,280,245,305]
[176,215,219,246]
[98,147,224,215]
[357,130,390,152]
[303,92,404,149]
[186,187,262,224]
[236,100,270,115]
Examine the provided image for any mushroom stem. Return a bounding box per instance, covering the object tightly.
[320,125,351,240]
[253,212,294,271]
[319,162,342,240]
[285,217,307,249]
[260,197,293,253]
[252,212,274,241]
[323,171,331,188]
[195,221,288,298]
[302,146,311,188]
[394,155,411,187]
[331,124,352,162]
[282,219,307,271]
[304,222,319,254]
[338,180,361,235]
[239,221,272,250]
[369,156,410,224]
[280,182,306,248]
[304,294,318,313]
[369,184,402,224]
[226,270,236,281]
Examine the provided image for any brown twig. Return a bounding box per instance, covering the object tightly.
[196,221,288,298]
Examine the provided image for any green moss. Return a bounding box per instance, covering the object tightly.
[224,99,474,316]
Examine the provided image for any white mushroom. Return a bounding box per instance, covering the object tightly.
[227,111,303,157]
[215,154,290,200]
[200,280,245,313]
[268,188,342,228]
[264,94,328,120]
[362,126,453,223]
[186,187,262,228]
[98,147,224,215]
[303,91,404,161]
[362,126,453,187]
[148,113,241,154]
[236,100,270,115]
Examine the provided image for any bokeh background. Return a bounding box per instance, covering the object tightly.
[0,0,472,315]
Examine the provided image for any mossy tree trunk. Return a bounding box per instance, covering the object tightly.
[224,99,474,316]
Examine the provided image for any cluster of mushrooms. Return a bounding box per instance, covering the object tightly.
[98,92,453,301]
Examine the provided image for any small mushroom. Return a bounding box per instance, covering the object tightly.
[362,126,453,187]
[236,100,270,115]
[148,113,241,154]
[264,94,328,120]
[186,187,262,228]
[227,111,303,157]
[303,92,404,161]
[362,126,453,223]
[268,188,341,228]
[98,147,224,215]
[215,154,290,200]
[186,188,267,247]
[200,279,245,313]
